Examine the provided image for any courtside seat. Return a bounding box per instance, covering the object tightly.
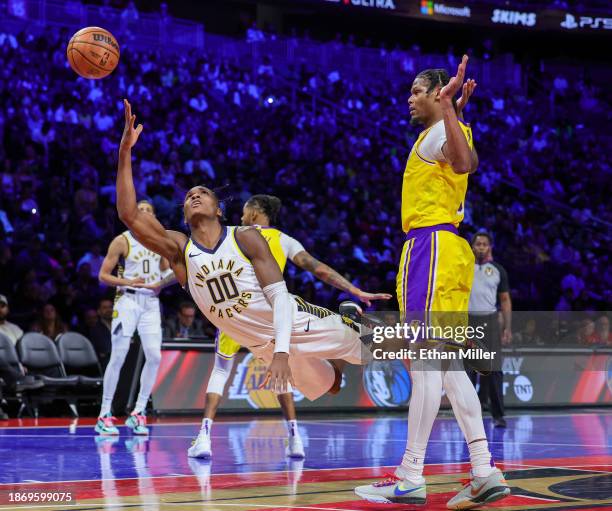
[0,332,46,417]
[56,332,103,387]
[17,333,79,417]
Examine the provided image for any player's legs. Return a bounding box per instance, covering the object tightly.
[357,226,506,506]
[277,392,305,458]
[97,295,139,434]
[125,297,162,435]
[189,332,239,458]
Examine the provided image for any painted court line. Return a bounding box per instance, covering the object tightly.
[1,410,608,430]
[3,432,610,450]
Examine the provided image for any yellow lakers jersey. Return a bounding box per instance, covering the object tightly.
[401,121,473,232]
[255,226,287,272]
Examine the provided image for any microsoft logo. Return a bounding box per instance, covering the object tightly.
[421,0,434,15]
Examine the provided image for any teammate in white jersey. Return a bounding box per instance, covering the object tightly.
[95,200,176,436]
[115,100,383,408]
[189,194,391,459]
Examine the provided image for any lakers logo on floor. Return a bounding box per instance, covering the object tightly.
[228,353,304,408]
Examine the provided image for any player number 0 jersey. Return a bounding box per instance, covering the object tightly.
[117,231,162,297]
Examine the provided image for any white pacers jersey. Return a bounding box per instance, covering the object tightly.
[118,231,162,297]
[185,226,297,349]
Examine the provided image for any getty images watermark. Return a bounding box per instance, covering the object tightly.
[366,318,494,363]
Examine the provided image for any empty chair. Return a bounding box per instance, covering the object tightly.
[0,332,45,417]
[56,332,103,387]
[17,332,79,417]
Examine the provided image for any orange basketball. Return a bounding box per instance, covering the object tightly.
[66,27,120,79]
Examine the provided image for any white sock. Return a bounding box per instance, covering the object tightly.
[395,363,442,484]
[469,439,496,478]
[442,363,495,478]
[201,418,213,437]
[286,420,299,438]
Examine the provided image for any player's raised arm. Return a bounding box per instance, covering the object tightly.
[117,99,186,278]
[236,227,294,393]
[291,250,392,307]
[439,55,473,175]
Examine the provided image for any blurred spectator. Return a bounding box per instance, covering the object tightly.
[30,303,67,340]
[77,243,105,278]
[82,298,113,369]
[592,315,611,345]
[513,318,543,346]
[163,302,206,338]
[576,318,598,346]
[0,295,23,345]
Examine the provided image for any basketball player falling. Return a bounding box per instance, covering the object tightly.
[189,194,391,459]
[96,200,176,435]
[115,100,384,420]
[354,57,510,509]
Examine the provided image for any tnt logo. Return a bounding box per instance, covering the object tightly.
[513,375,533,402]
[421,0,434,15]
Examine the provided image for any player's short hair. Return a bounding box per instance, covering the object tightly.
[471,231,493,246]
[137,199,155,213]
[415,68,457,110]
[246,194,282,225]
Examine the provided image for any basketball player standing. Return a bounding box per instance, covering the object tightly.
[355,57,510,509]
[95,200,175,435]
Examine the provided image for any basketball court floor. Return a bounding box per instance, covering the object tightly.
[0,411,610,510]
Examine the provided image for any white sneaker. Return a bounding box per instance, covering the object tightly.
[285,435,305,458]
[188,430,212,459]
[355,474,426,504]
[446,469,510,510]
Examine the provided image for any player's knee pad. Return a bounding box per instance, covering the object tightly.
[206,355,235,395]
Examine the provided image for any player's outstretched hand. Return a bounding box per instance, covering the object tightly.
[120,99,143,149]
[456,78,477,118]
[262,352,294,394]
[440,54,468,104]
[126,277,146,287]
[353,290,393,307]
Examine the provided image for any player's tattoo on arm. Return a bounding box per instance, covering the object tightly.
[293,251,357,294]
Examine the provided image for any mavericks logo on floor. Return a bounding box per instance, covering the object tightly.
[363,360,411,407]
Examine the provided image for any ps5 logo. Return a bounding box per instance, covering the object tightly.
[560,13,612,30]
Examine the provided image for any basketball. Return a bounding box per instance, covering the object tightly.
[66,27,120,79]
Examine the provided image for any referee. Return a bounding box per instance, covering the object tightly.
[468,232,512,428]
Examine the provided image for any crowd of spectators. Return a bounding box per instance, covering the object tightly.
[0,21,609,355]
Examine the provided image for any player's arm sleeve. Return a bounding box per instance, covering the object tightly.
[280,232,306,262]
[237,227,293,354]
[495,263,510,294]
[206,352,236,395]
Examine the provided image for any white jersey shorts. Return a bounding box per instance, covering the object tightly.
[111,291,161,338]
[249,306,369,401]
